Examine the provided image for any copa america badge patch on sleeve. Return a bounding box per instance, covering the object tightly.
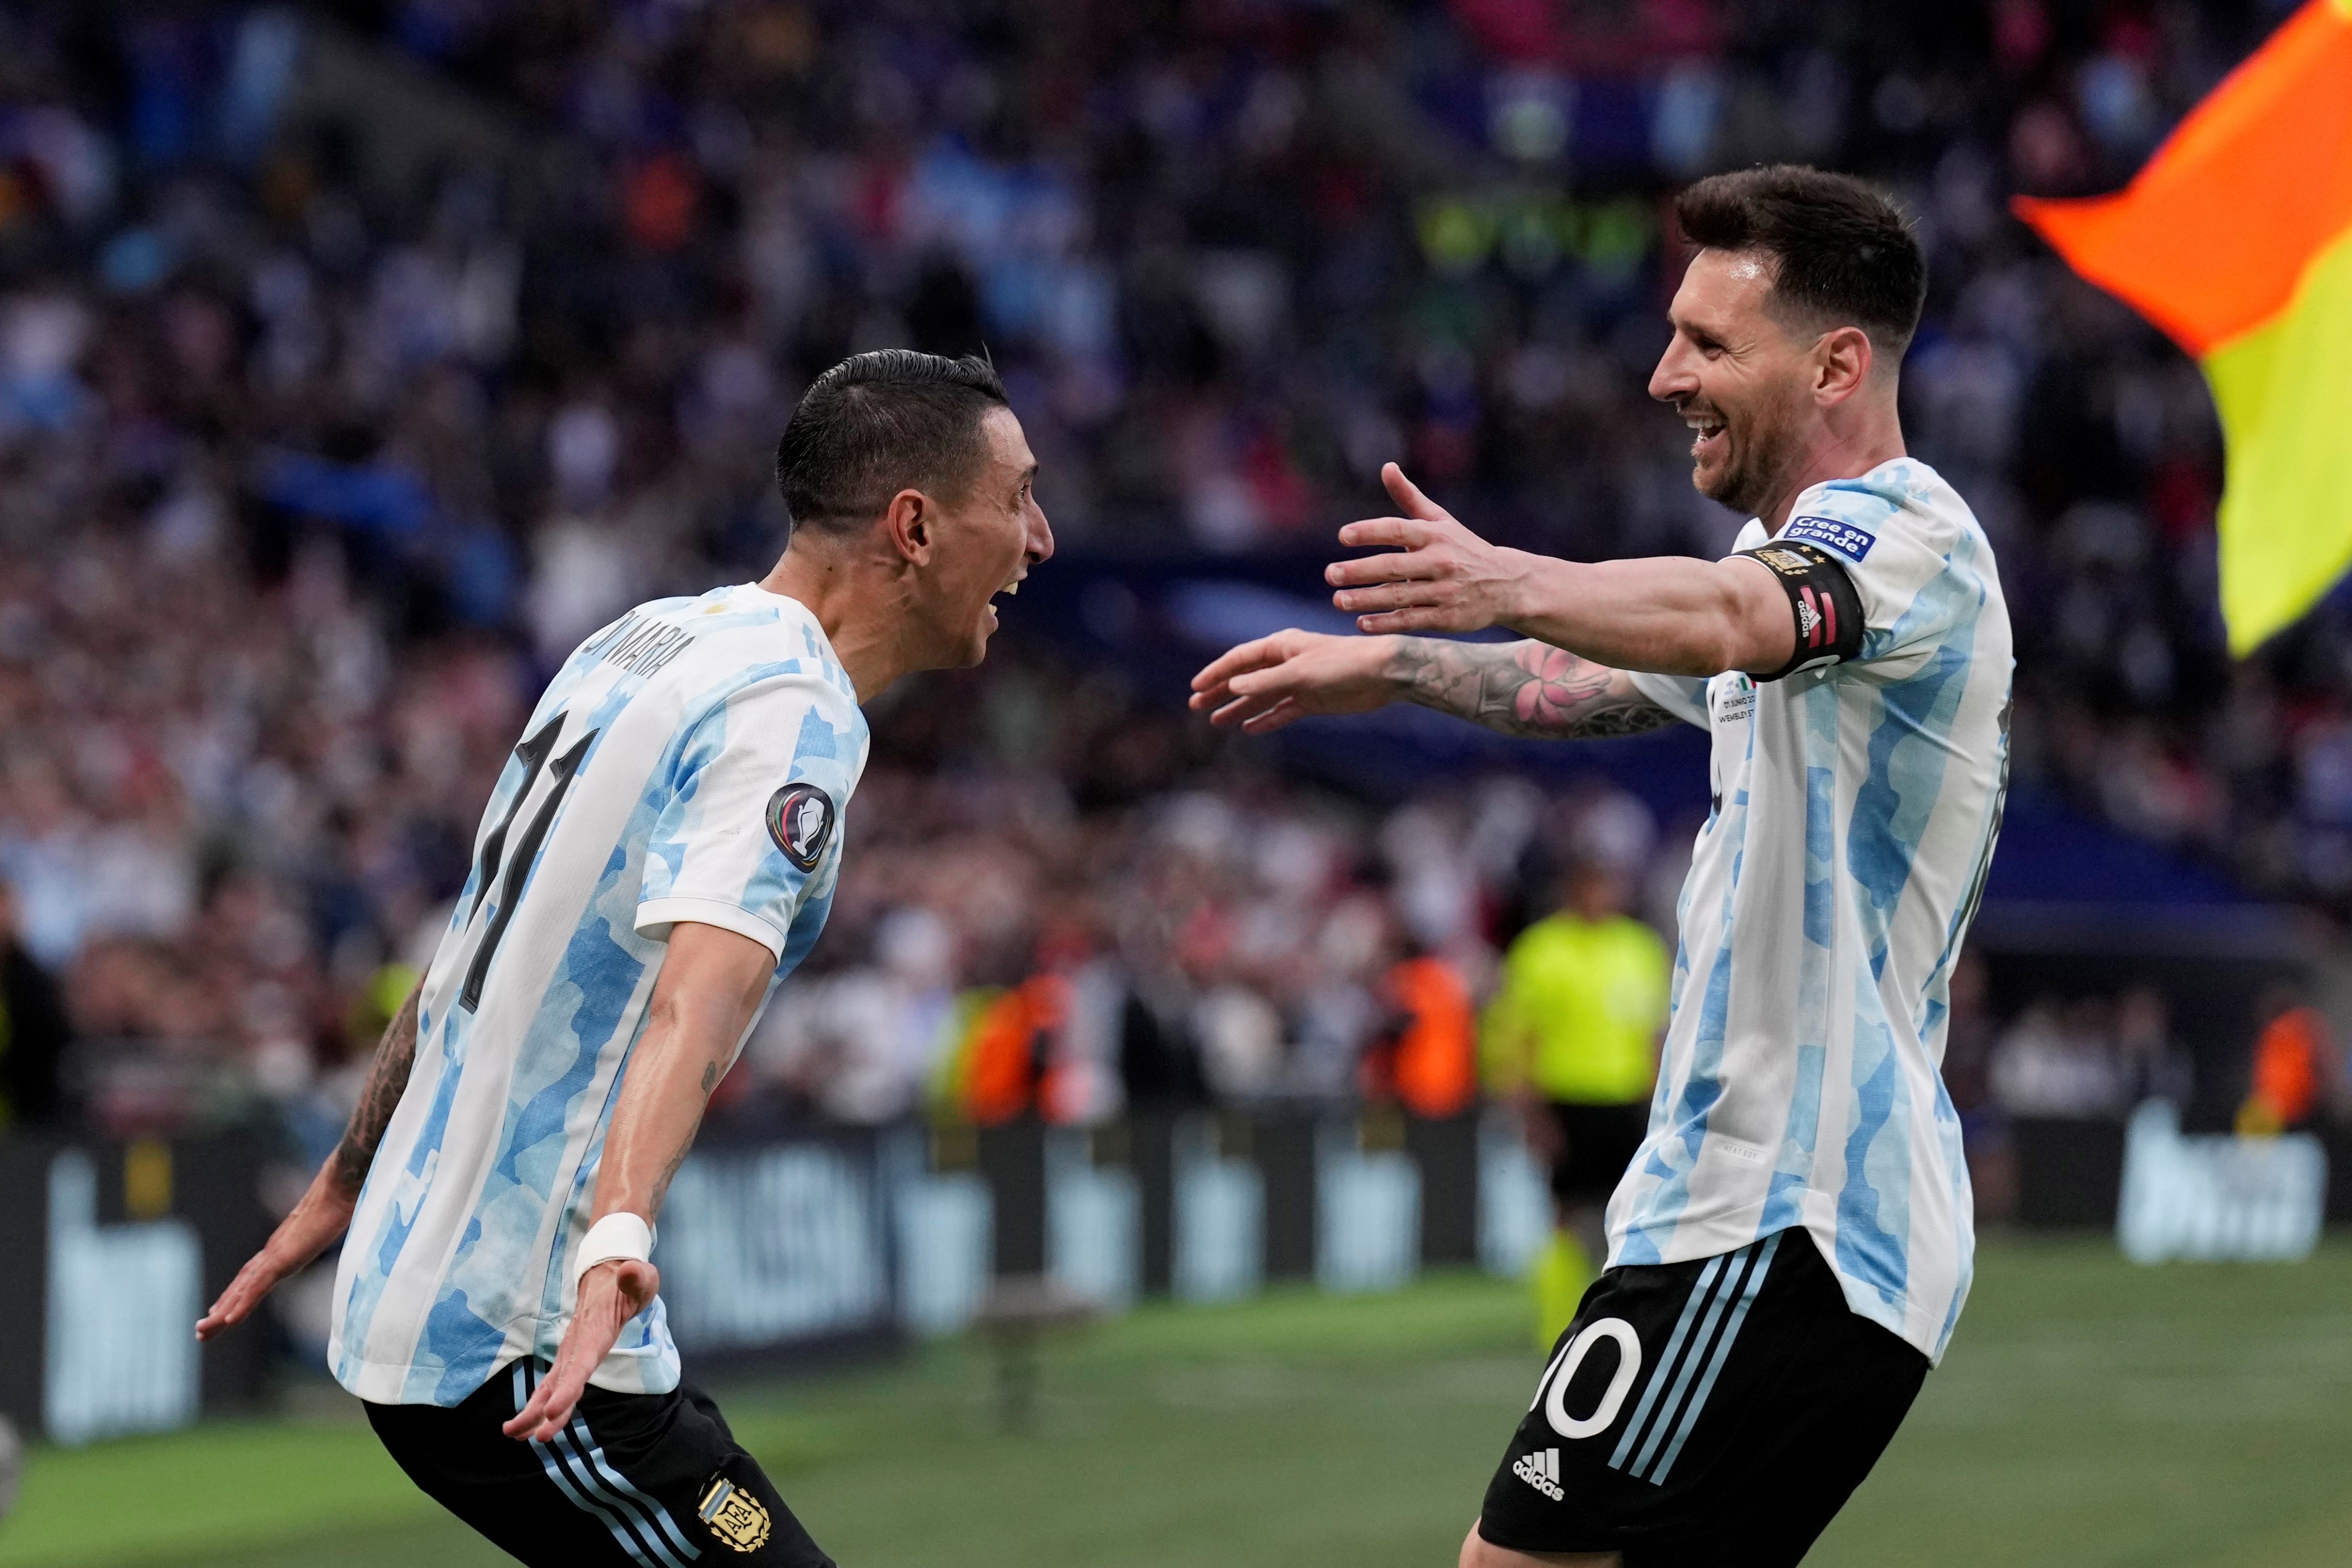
[765,782,836,871]
[1780,514,1876,562]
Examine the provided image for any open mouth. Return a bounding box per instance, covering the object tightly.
[985,574,1023,627]
[1684,408,1728,462]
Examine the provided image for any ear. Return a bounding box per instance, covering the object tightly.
[884,488,933,565]
[1813,326,1874,406]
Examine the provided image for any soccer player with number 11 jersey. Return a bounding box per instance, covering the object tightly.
[199,350,1053,1567]
[1195,165,2012,1566]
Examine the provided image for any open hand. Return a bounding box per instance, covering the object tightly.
[502,1259,659,1443]
[1325,464,1534,635]
[1189,629,1401,734]
[195,1186,356,1342]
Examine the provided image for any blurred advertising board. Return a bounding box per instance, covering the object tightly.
[0,1132,273,1445]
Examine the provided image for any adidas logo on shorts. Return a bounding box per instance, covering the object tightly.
[1513,1447,1564,1501]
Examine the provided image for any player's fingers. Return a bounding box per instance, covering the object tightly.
[1191,659,1288,711]
[194,1294,248,1339]
[500,1386,550,1440]
[1332,582,1443,615]
[1222,661,1312,699]
[1208,693,1281,728]
[1190,636,1283,691]
[1355,605,1467,635]
[503,1373,580,1442]
[1381,462,1452,522]
[1324,550,1437,588]
[195,1256,276,1339]
[1335,516,1429,551]
[1238,697,1306,734]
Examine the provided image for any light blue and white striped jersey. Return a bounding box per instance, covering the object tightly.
[331,584,870,1406]
[1620,457,2011,1364]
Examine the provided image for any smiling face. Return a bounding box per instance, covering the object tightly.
[1647,248,1831,520]
[910,405,1054,668]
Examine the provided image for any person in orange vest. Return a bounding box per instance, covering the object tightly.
[2238,985,2342,1136]
[947,918,1110,1127]
[1365,946,1479,1119]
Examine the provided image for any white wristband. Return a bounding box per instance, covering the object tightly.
[575,1212,654,1284]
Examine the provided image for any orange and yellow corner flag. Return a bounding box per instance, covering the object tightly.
[2014,0,2352,655]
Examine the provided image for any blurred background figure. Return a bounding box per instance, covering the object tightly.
[2238,985,2342,1136]
[1481,859,1666,1346]
[1992,996,2130,1121]
[1365,939,1478,1122]
[2115,986,2194,1111]
[0,880,72,1131]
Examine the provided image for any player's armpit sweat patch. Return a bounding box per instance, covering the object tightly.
[1736,539,1864,682]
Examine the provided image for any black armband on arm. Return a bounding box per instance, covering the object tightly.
[1735,540,1865,682]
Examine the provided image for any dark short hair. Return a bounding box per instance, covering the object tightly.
[1674,165,1927,362]
[774,350,1010,535]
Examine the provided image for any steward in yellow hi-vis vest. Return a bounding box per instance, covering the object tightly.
[1484,862,1668,1345]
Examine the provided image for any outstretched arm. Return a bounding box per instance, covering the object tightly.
[1324,463,1793,677]
[503,918,774,1443]
[198,981,423,1341]
[1190,630,1672,739]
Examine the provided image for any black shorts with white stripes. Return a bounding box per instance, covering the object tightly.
[366,1360,833,1568]
[1476,1229,1928,1568]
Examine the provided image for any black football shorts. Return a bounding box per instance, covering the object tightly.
[1542,1100,1651,1206]
[1476,1228,1928,1567]
[367,1359,834,1568]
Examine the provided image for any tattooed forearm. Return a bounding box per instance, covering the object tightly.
[1388,638,1674,739]
[331,984,422,1194]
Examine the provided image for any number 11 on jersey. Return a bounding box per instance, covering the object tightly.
[460,711,599,1012]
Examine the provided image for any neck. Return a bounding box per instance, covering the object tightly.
[1759,391,1906,535]
[757,538,921,701]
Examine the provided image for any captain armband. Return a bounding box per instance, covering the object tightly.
[1735,539,1865,682]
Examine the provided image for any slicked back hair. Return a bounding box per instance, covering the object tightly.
[775,350,1010,537]
[1674,165,1927,364]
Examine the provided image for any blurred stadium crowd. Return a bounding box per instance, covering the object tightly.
[1,0,2348,1157]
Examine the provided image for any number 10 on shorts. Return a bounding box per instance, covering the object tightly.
[1530,1317,1643,1440]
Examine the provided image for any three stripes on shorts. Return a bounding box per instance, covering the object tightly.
[1530,1231,1784,1491]
[512,1363,704,1566]
[1606,1231,1783,1486]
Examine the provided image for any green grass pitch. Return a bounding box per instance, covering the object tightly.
[4,1235,2347,1567]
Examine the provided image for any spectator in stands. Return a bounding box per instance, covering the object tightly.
[1990,997,2129,1119]
[0,881,71,1129]
[1482,861,1667,1347]
[2114,986,2194,1111]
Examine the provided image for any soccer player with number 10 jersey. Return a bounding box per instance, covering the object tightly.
[1195,165,2012,1567]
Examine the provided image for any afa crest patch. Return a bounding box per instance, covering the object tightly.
[765,782,836,872]
[698,1474,773,1553]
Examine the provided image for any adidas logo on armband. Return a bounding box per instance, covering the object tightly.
[1513,1448,1565,1501]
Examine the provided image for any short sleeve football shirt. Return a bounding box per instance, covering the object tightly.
[1620,458,2012,1363]
[331,584,870,1406]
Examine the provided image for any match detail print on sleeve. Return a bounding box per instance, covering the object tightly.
[1737,538,1866,681]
